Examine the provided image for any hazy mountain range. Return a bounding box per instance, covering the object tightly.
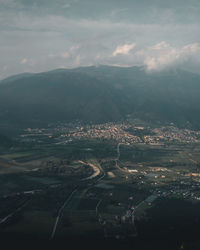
[0,65,200,128]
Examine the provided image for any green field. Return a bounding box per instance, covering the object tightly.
[2,210,55,238]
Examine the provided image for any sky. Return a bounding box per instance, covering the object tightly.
[0,0,200,79]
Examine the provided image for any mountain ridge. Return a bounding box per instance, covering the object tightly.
[0,65,200,129]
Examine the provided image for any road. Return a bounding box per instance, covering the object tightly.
[82,162,101,180]
[50,158,105,240]
[116,143,121,160]
[83,158,106,183]
[95,199,102,215]
[115,143,129,173]
[0,199,30,225]
[130,200,146,237]
[50,188,78,240]
[115,143,122,170]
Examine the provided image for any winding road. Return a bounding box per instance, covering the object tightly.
[50,158,105,240]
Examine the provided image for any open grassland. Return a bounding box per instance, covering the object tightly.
[1,210,55,238]
[56,211,101,238]
[0,159,26,174]
[0,139,200,245]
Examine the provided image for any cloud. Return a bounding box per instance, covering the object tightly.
[110,8,128,18]
[142,42,200,71]
[113,43,136,56]
[0,0,200,79]
[60,45,79,59]
[48,54,56,58]
[29,59,36,66]
[61,52,70,59]
[21,58,28,64]
[100,41,200,72]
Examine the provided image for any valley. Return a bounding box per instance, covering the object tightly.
[0,120,200,249]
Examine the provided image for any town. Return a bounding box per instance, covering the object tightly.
[20,120,200,146]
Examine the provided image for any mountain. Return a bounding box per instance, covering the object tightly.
[0,66,200,128]
[0,72,35,85]
[0,134,13,149]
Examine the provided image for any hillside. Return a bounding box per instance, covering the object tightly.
[0,66,200,128]
[0,134,13,149]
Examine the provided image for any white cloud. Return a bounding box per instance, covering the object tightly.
[113,43,136,56]
[61,52,70,59]
[0,5,200,78]
[60,45,79,59]
[21,58,28,64]
[141,42,200,71]
[182,43,199,52]
[74,55,81,66]
[151,41,170,50]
